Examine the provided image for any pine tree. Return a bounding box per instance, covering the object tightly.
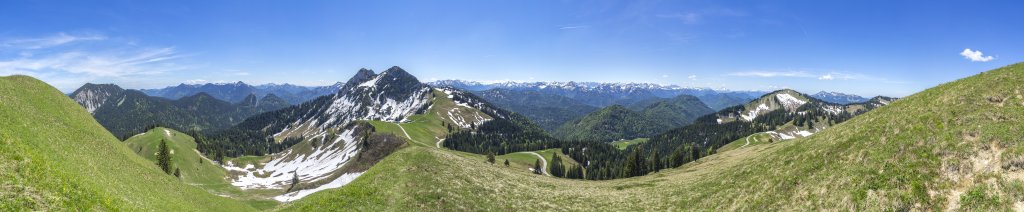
[288,171,300,192]
[156,139,172,174]
[174,168,181,178]
[486,152,496,164]
[504,159,510,167]
[550,153,564,177]
[649,150,662,172]
[533,159,542,175]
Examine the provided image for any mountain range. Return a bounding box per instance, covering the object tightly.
[810,91,870,104]
[70,83,291,139]
[141,81,343,105]
[13,63,1022,211]
[553,94,714,142]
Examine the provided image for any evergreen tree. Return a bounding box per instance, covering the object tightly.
[486,152,496,164]
[504,159,510,167]
[174,168,181,178]
[649,150,661,173]
[550,153,564,177]
[288,171,300,192]
[156,139,172,174]
[533,159,542,175]
[622,146,646,177]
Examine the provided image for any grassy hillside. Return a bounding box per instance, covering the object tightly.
[123,127,280,209]
[0,76,254,211]
[282,63,1024,210]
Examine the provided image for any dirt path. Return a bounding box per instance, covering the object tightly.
[435,138,445,148]
[395,123,412,140]
[523,152,551,176]
[742,133,754,147]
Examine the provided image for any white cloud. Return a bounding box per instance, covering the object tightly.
[960,48,994,62]
[1,32,106,49]
[0,33,185,91]
[728,71,814,78]
[0,47,179,77]
[688,75,697,80]
[818,74,834,80]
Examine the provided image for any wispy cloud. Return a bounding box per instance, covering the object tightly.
[0,47,180,77]
[658,13,701,24]
[960,48,994,62]
[558,25,589,30]
[818,74,834,80]
[657,8,746,25]
[0,32,187,91]
[1,32,106,49]
[688,75,697,80]
[728,71,814,78]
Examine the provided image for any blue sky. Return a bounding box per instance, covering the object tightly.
[1,0,1021,97]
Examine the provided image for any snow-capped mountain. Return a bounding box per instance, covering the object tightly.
[212,67,517,200]
[428,80,763,108]
[69,83,125,114]
[713,89,894,140]
[811,91,869,104]
[141,81,343,105]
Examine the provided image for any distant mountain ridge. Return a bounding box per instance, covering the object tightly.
[429,79,765,108]
[811,91,869,104]
[553,94,715,142]
[141,81,343,105]
[69,84,291,139]
[472,88,600,132]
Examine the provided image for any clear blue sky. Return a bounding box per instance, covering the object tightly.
[1,0,1021,97]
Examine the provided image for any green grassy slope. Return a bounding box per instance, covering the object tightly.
[283,63,1024,210]
[0,75,254,211]
[123,127,280,210]
[611,138,650,150]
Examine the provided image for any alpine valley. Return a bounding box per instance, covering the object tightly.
[6,62,1024,210]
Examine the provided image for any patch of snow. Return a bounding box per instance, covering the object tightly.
[741,104,769,121]
[357,76,380,87]
[224,129,361,190]
[775,93,806,110]
[163,129,172,137]
[820,105,844,115]
[716,118,722,124]
[273,172,364,202]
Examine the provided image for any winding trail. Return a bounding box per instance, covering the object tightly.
[523,152,551,176]
[396,123,412,140]
[742,134,753,147]
[435,138,445,148]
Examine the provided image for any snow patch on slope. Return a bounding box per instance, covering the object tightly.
[741,103,769,121]
[224,129,361,190]
[273,172,363,202]
[775,93,806,110]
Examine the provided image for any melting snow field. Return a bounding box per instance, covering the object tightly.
[767,130,816,140]
[222,129,361,191]
[775,93,807,110]
[273,172,364,202]
[741,104,770,121]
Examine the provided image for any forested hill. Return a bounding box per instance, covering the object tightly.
[551,94,713,142]
[69,84,290,139]
[443,88,891,180]
[473,88,599,132]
